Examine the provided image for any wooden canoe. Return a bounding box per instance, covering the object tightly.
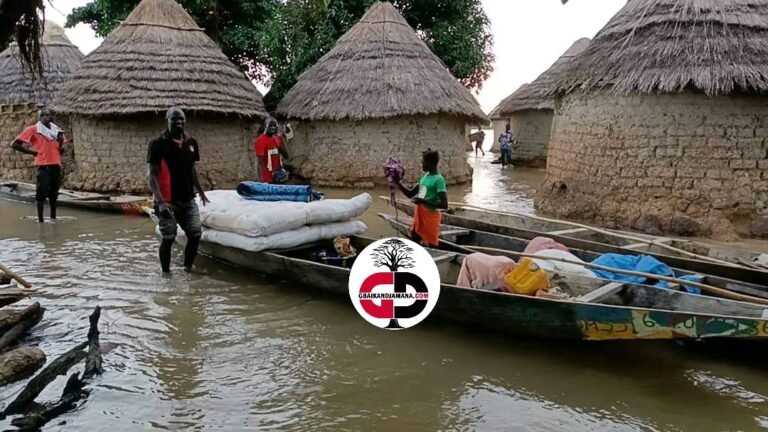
[170,231,768,341]
[379,212,768,302]
[382,198,768,285]
[0,180,151,216]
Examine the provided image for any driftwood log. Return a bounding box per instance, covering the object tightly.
[3,306,104,429]
[0,289,29,308]
[0,303,42,333]
[0,306,44,353]
[0,347,46,386]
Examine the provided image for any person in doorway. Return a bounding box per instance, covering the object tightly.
[397,149,448,247]
[10,107,67,223]
[147,107,210,273]
[254,119,290,184]
[498,123,514,168]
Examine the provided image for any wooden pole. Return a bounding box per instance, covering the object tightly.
[438,199,744,269]
[0,262,31,288]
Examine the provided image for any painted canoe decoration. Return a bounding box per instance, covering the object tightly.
[380,197,768,286]
[378,212,768,302]
[169,230,768,341]
[0,180,151,216]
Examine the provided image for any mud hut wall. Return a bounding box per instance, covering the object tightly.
[288,115,472,188]
[68,114,258,193]
[509,109,553,168]
[0,103,75,183]
[537,91,768,237]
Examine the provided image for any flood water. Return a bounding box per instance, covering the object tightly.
[2,155,768,431]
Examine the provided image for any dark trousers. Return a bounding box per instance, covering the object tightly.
[36,165,61,203]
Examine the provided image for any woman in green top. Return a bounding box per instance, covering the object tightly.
[397,149,448,246]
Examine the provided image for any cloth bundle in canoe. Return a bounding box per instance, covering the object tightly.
[236,182,324,203]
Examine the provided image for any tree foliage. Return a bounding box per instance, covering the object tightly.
[66,0,494,111]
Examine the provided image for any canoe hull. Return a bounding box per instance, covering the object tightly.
[183,235,768,342]
[0,181,150,216]
[388,199,768,285]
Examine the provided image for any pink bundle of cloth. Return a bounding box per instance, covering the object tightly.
[383,158,405,216]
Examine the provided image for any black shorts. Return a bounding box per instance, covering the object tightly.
[36,165,61,202]
[155,200,202,240]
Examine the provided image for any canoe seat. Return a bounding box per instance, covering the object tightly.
[547,228,590,236]
[441,228,470,237]
[575,282,624,303]
[624,238,674,250]
[432,252,457,265]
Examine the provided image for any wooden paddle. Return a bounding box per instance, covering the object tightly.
[0,263,31,289]
[442,200,745,269]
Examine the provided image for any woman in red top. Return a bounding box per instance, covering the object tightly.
[254,119,290,184]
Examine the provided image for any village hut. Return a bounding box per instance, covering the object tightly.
[276,1,488,187]
[0,21,83,183]
[488,38,590,167]
[537,0,768,239]
[52,0,266,193]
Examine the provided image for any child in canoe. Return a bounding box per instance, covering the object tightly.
[397,149,448,247]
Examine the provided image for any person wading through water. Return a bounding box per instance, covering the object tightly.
[254,118,290,184]
[397,149,448,247]
[10,107,67,223]
[498,123,514,168]
[147,107,210,273]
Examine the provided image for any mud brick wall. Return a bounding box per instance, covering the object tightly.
[0,103,75,183]
[287,115,472,188]
[536,90,768,239]
[66,113,259,194]
[493,110,553,167]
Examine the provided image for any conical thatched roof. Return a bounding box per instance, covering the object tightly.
[489,38,590,118]
[557,0,768,96]
[0,21,83,105]
[52,0,266,117]
[276,1,487,123]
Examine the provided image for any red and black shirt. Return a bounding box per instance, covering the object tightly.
[146,131,200,203]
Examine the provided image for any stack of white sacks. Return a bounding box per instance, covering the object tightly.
[173,190,372,252]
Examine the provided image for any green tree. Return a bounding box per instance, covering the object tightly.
[66,0,494,111]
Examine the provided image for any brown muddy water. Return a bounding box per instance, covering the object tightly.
[2,155,768,431]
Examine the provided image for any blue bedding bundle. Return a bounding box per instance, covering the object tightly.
[236,182,324,202]
[590,253,702,294]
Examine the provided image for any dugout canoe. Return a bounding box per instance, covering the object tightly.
[172,232,768,341]
[379,213,768,302]
[0,180,151,216]
[381,198,768,285]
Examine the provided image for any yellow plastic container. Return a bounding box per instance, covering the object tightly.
[502,258,550,296]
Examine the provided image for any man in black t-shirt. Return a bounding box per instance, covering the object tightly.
[147,107,210,273]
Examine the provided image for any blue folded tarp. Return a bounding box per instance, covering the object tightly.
[236,181,324,202]
[591,253,702,295]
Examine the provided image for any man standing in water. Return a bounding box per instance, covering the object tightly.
[10,107,67,223]
[147,107,210,273]
[254,118,290,184]
[498,123,514,168]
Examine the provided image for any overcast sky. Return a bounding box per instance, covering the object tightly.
[45,0,626,114]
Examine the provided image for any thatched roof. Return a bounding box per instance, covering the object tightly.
[489,38,590,118]
[0,21,83,105]
[276,1,488,123]
[52,0,266,117]
[557,0,768,96]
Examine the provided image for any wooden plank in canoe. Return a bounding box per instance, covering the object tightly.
[621,238,675,250]
[441,228,470,237]
[547,228,590,236]
[576,282,624,303]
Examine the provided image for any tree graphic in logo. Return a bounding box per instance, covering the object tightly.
[370,238,416,329]
[371,239,416,272]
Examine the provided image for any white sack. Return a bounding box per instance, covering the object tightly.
[531,249,597,278]
[195,190,372,238]
[167,220,368,253]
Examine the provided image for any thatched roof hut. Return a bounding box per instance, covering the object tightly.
[276,0,488,187]
[50,0,266,193]
[487,38,589,166]
[0,21,83,105]
[537,0,768,239]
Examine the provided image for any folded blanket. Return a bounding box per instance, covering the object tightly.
[237,181,323,202]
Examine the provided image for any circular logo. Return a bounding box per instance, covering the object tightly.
[348,237,441,330]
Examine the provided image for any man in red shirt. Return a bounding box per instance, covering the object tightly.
[254,119,290,183]
[147,107,210,274]
[10,107,67,223]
